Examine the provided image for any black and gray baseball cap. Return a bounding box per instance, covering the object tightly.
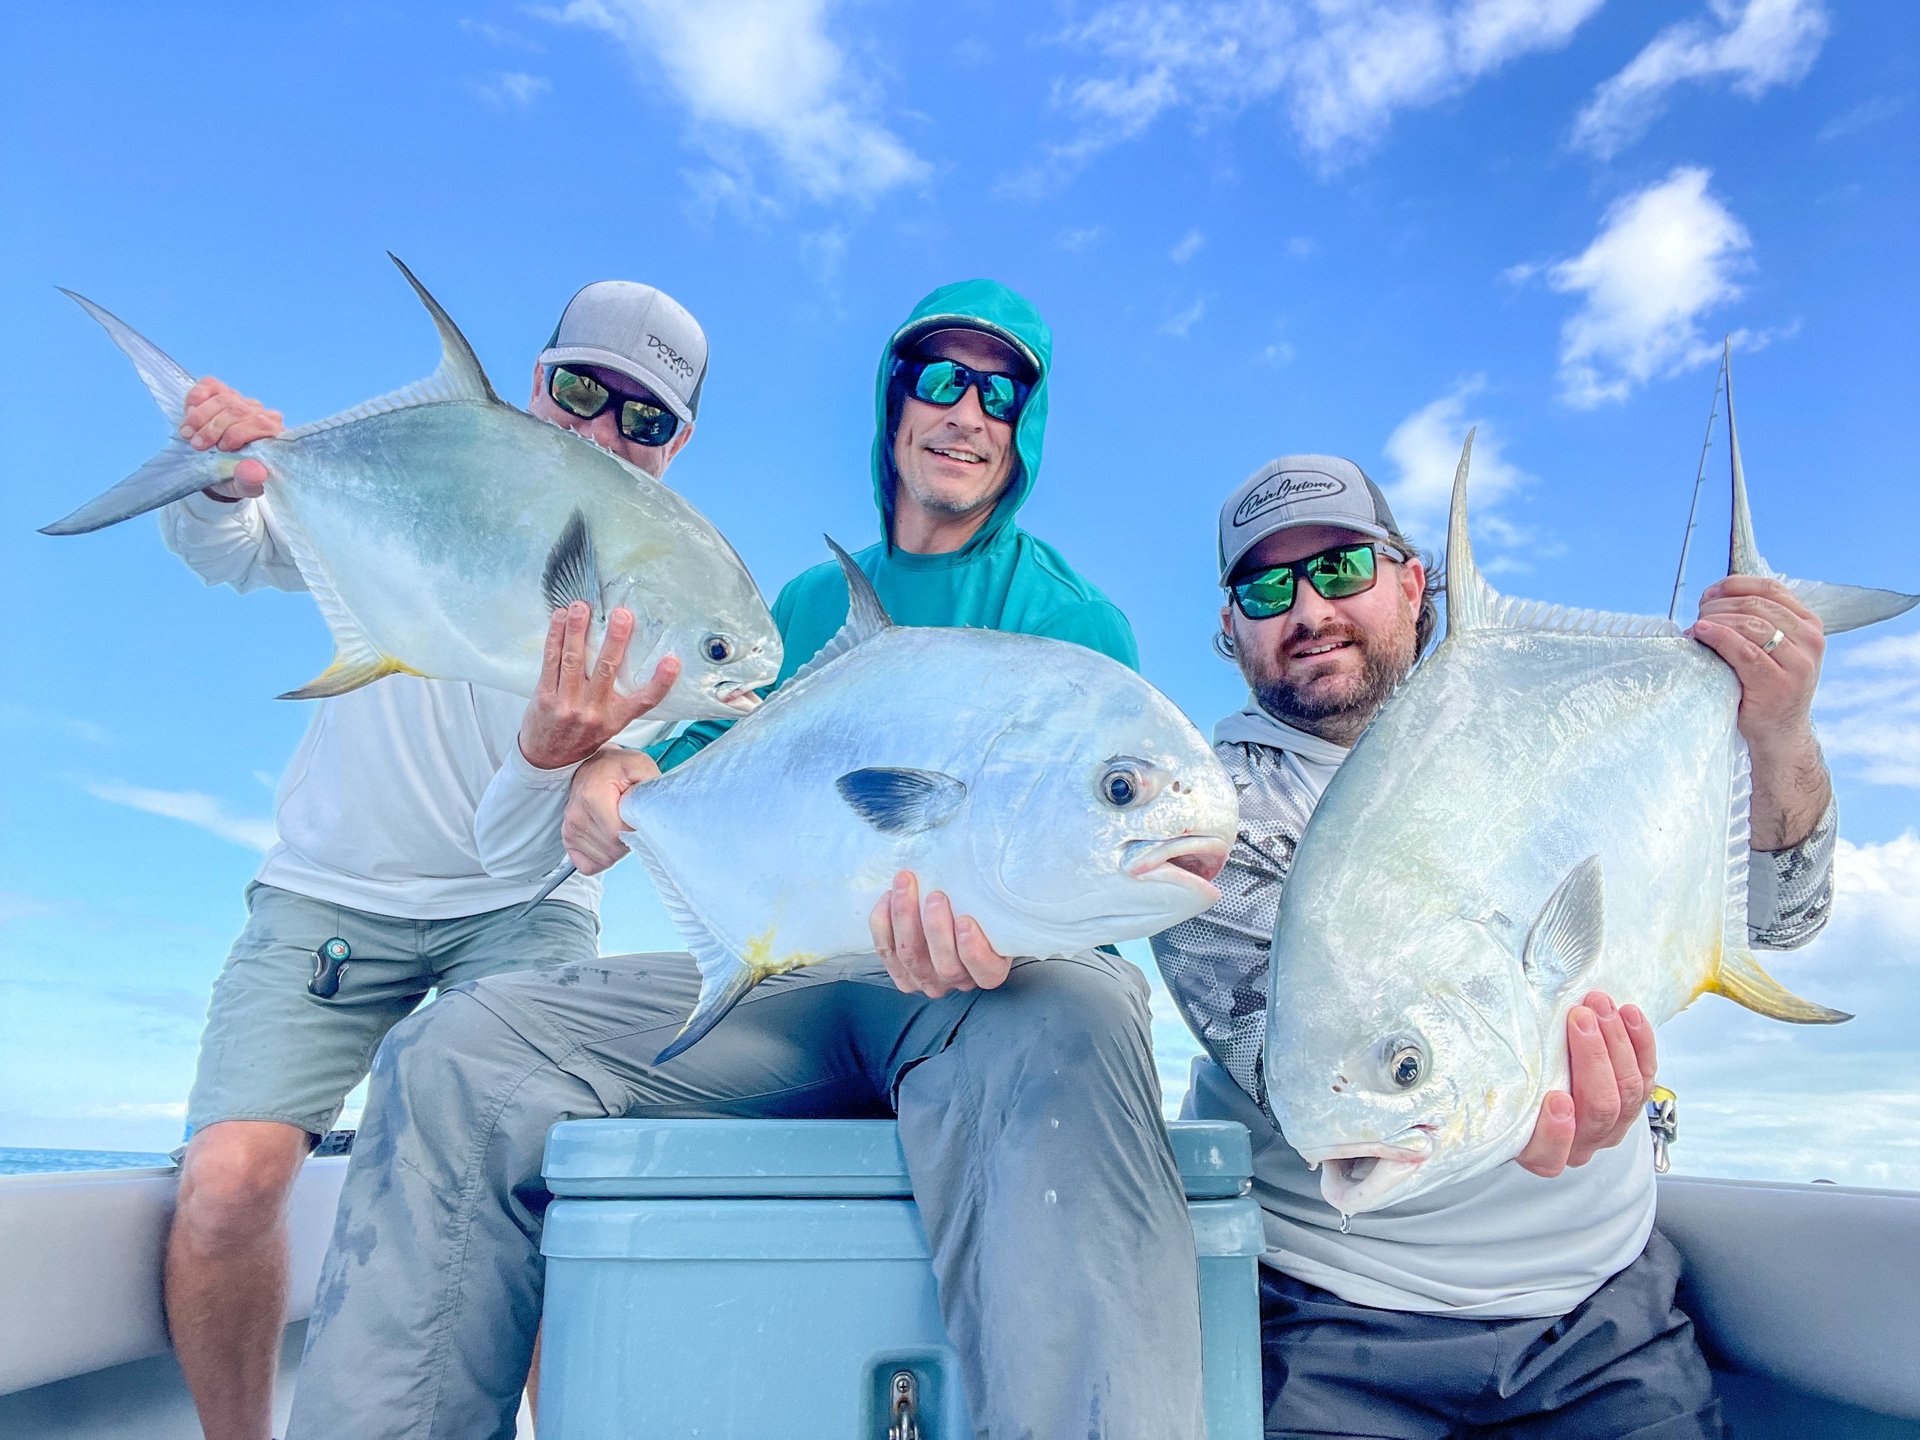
[1217,454,1405,584]
[539,281,708,426]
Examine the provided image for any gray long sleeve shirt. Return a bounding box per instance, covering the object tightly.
[1151,733,1836,1318]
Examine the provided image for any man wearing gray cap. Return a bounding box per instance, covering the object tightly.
[155,277,706,1440]
[1150,455,1837,1438]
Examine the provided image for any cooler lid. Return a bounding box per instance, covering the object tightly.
[544,1118,1251,1200]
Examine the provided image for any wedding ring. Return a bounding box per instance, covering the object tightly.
[1761,626,1785,654]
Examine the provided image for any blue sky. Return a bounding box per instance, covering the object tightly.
[2,1,1915,1184]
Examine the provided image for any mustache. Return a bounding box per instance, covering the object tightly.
[1283,622,1365,659]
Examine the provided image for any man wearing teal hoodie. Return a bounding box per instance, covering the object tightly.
[287,283,1207,1440]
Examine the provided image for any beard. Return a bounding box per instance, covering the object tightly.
[1242,614,1417,747]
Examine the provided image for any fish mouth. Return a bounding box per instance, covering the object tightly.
[1123,836,1231,898]
[714,687,762,715]
[1296,1127,1434,1216]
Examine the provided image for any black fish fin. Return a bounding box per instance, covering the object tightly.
[836,767,967,835]
[542,508,603,618]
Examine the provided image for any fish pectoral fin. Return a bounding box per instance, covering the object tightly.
[279,648,423,700]
[1713,949,1851,1025]
[542,508,604,618]
[1521,855,1606,998]
[836,767,967,835]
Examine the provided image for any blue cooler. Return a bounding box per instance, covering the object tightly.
[538,1118,1263,1438]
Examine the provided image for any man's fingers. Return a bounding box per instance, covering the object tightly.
[1515,1092,1575,1178]
[921,891,975,992]
[953,915,1013,990]
[557,602,591,695]
[591,609,635,685]
[887,872,948,998]
[1701,575,1821,628]
[1587,994,1645,1148]
[1621,1003,1658,1094]
[539,608,569,693]
[215,411,284,452]
[617,656,681,727]
[1563,1004,1624,1165]
[230,458,270,495]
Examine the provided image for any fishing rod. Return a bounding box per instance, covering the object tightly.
[1669,340,1731,620]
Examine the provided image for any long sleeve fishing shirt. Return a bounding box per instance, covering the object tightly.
[160,490,601,919]
[1151,699,1837,1319]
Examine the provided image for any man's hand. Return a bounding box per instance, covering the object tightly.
[181,378,282,498]
[560,747,661,874]
[1690,575,1831,850]
[519,603,680,771]
[1515,991,1658,1178]
[868,870,1012,998]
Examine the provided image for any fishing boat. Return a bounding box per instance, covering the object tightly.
[0,1135,1916,1438]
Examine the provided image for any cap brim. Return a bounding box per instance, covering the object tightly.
[889,314,1040,379]
[538,346,694,425]
[1219,517,1396,586]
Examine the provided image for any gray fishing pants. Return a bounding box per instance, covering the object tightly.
[1259,1230,1722,1438]
[284,949,1205,1440]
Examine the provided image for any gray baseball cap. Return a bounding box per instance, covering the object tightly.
[538,280,708,426]
[1218,454,1405,584]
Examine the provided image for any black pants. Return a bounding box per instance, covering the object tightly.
[1261,1230,1724,1439]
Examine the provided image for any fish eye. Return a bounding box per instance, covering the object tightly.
[702,635,734,663]
[1099,765,1142,808]
[1386,1041,1425,1090]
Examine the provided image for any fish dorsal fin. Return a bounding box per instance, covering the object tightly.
[60,289,196,422]
[282,255,501,440]
[542,508,604,619]
[1522,855,1606,999]
[837,767,967,834]
[1443,430,1498,638]
[785,536,894,686]
[1446,429,1682,642]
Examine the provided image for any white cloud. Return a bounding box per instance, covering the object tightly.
[544,0,926,206]
[0,700,109,746]
[85,781,277,852]
[1259,339,1297,366]
[474,71,551,108]
[1381,377,1542,564]
[0,892,56,925]
[1528,167,1751,408]
[1058,225,1106,252]
[1573,0,1830,160]
[1170,228,1206,264]
[1161,295,1209,338]
[1817,630,1920,789]
[1818,94,1908,144]
[1017,0,1603,189]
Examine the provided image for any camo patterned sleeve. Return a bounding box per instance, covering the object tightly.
[1746,794,1837,950]
[1149,743,1318,1120]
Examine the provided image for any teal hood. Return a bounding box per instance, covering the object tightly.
[871,278,1052,556]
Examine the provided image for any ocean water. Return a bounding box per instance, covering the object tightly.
[0,1146,174,1176]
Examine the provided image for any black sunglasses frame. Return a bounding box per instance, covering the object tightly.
[547,365,681,448]
[1229,541,1406,620]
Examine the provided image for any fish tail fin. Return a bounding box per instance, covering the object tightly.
[654,966,756,1065]
[1712,948,1851,1024]
[1724,357,1917,632]
[41,291,222,535]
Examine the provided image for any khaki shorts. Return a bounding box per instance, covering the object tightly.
[183,882,598,1140]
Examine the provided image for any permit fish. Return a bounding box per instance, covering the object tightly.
[1264,397,1917,1218]
[42,256,780,721]
[623,541,1241,1061]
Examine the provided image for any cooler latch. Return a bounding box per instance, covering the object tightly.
[887,1370,920,1440]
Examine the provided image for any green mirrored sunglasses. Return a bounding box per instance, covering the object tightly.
[1230,541,1401,619]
